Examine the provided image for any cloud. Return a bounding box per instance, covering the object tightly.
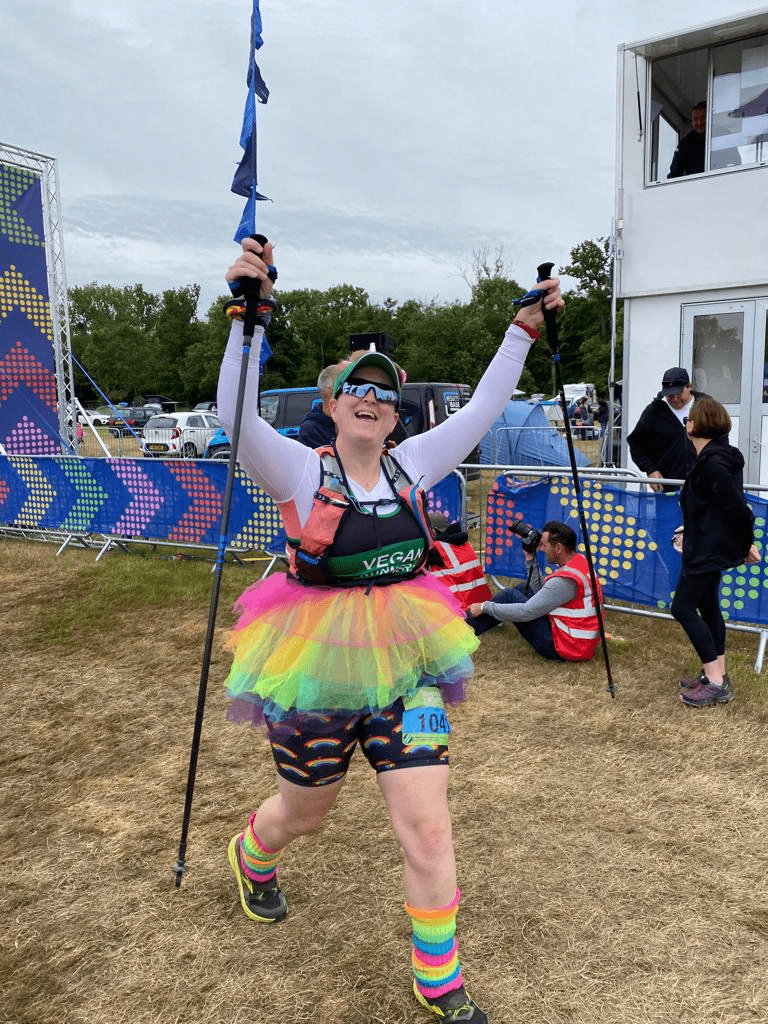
[2,0,757,319]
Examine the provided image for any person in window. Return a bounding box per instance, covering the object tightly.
[668,101,706,178]
[218,235,563,1024]
[627,367,704,491]
[673,398,759,707]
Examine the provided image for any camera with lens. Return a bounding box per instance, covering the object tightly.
[509,520,542,554]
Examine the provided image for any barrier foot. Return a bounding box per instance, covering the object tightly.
[259,555,281,579]
[56,534,76,556]
[96,538,114,561]
[754,629,768,674]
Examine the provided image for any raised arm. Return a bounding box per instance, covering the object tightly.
[217,238,318,503]
[397,277,563,489]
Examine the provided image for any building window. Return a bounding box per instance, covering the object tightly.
[648,33,768,183]
[712,35,768,171]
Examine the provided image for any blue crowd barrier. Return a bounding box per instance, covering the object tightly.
[483,473,768,627]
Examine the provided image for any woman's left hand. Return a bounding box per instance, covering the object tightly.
[746,544,761,563]
[514,277,564,329]
[467,603,483,617]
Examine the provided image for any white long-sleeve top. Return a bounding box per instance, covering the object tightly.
[217,321,533,525]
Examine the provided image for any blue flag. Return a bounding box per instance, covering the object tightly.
[232,0,270,242]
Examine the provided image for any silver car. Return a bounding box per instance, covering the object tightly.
[141,412,222,458]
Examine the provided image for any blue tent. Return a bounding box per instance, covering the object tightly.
[479,401,589,467]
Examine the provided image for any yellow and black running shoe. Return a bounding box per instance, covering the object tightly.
[227,835,288,923]
[413,981,490,1023]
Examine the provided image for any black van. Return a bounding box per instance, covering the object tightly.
[259,382,474,445]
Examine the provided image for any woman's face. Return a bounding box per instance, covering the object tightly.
[329,367,399,444]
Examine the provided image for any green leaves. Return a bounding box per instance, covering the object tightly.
[67,235,623,406]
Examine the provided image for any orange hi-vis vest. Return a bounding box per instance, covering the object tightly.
[548,553,603,661]
[431,540,492,611]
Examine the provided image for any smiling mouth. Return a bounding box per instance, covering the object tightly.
[355,410,377,420]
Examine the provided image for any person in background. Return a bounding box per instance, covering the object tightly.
[218,235,563,1024]
[672,398,759,708]
[572,397,593,440]
[297,364,340,448]
[627,367,703,491]
[467,520,602,662]
[427,513,492,614]
[668,101,706,178]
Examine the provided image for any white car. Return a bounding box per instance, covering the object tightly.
[141,412,222,458]
[78,406,113,426]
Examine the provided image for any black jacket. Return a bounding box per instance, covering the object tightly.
[297,408,336,448]
[668,130,705,178]
[680,438,754,574]
[627,396,702,489]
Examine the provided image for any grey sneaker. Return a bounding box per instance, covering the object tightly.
[679,671,731,690]
[227,835,288,923]
[679,676,733,707]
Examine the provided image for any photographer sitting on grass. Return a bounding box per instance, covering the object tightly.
[467,520,602,662]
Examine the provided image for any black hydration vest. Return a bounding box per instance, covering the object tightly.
[286,445,435,587]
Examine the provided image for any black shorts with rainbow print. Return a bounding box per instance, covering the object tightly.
[265,698,450,787]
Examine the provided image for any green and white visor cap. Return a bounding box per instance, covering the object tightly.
[333,353,402,401]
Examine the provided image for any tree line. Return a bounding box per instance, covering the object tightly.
[69,237,622,407]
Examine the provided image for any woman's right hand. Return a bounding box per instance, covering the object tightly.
[513,277,564,329]
[225,237,275,299]
[746,544,761,564]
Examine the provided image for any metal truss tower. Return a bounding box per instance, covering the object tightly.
[0,142,76,452]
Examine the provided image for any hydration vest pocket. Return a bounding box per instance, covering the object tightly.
[293,487,351,584]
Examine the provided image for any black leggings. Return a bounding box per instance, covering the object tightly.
[670,569,725,665]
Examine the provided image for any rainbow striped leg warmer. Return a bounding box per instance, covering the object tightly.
[405,887,463,999]
[239,813,284,884]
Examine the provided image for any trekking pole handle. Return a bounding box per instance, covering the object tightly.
[536,261,559,354]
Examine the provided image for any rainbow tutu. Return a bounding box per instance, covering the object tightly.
[224,572,479,729]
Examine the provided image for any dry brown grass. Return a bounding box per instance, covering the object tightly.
[1,540,767,1024]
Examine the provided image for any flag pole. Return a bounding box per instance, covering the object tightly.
[173,0,272,887]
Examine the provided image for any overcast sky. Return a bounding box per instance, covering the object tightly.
[2,1,761,316]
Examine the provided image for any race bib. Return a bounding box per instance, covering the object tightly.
[402,686,451,745]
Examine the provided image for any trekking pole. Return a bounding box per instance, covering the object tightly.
[173,236,275,887]
[518,263,616,698]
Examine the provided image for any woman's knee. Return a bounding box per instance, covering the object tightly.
[398,813,454,868]
[670,592,689,624]
[274,779,342,838]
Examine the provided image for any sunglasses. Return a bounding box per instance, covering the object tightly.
[340,378,399,405]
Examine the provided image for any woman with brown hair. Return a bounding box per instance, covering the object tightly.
[216,235,562,1023]
[671,398,759,708]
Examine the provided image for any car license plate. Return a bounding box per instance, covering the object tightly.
[148,444,166,452]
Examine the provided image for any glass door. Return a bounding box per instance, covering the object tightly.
[753,301,768,485]
[681,301,757,478]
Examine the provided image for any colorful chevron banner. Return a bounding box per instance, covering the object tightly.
[0,161,60,454]
[0,456,463,554]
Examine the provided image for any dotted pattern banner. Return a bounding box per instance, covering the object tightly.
[0,456,463,556]
[484,473,768,626]
[0,162,60,455]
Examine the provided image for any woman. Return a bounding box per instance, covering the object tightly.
[217,237,562,1024]
[671,398,759,708]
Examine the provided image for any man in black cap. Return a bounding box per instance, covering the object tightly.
[627,368,703,491]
